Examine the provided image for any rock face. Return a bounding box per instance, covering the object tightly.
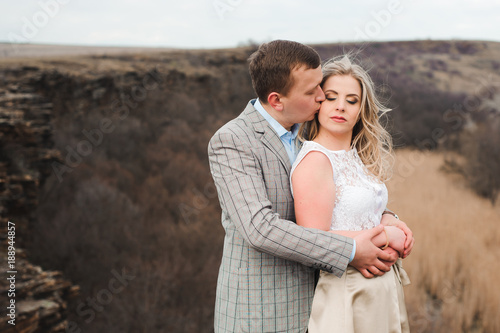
[0,49,256,333]
[0,250,79,333]
[0,68,77,332]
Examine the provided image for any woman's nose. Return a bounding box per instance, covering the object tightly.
[336,100,345,111]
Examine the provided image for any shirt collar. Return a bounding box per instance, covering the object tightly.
[253,98,299,139]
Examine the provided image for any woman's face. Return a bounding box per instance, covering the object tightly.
[318,75,362,137]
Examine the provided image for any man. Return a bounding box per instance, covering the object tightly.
[208,40,412,333]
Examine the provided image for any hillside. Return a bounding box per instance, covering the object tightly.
[0,40,499,332]
[0,43,177,59]
[387,150,500,332]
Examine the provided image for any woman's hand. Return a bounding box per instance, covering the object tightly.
[384,226,405,257]
[381,214,414,258]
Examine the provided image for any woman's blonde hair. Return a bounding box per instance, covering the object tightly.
[298,55,394,181]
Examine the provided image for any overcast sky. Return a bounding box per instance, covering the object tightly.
[1,0,499,49]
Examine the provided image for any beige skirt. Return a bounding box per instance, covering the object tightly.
[308,259,411,333]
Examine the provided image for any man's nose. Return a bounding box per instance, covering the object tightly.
[316,87,325,102]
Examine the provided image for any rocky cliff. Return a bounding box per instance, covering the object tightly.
[0,48,255,332]
[0,66,78,332]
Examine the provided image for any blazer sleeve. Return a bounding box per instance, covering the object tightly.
[208,129,353,277]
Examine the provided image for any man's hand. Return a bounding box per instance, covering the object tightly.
[380,247,399,266]
[350,225,399,278]
[381,214,414,258]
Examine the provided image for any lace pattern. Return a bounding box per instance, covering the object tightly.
[291,141,388,231]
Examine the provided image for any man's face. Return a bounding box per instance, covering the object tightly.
[279,65,325,129]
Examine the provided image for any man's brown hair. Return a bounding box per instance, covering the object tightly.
[248,40,321,102]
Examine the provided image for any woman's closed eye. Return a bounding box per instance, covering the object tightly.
[325,93,337,101]
[326,96,358,105]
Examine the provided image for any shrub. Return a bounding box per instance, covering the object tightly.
[463,122,500,204]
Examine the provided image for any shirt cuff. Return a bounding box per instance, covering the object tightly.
[349,239,356,263]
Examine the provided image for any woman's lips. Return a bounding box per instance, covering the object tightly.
[331,116,346,123]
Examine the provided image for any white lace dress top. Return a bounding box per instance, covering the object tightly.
[291,141,388,231]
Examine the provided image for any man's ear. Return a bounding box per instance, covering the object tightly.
[267,92,284,112]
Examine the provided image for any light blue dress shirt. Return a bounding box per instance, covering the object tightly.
[252,98,356,262]
[253,98,299,164]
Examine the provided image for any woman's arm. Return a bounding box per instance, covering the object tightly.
[292,150,397,276]
[291,152,404,254]
[292,151,335,231]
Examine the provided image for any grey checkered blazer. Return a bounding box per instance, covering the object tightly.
[208,100,354,333]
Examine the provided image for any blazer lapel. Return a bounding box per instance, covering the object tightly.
[242,101,293,176]
[260,127,292,176]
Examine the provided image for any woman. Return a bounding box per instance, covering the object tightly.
[291,55,411,332]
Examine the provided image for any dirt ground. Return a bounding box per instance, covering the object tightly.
[0,43,177,59]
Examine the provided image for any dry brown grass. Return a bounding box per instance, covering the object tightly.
[387,149,500,333]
